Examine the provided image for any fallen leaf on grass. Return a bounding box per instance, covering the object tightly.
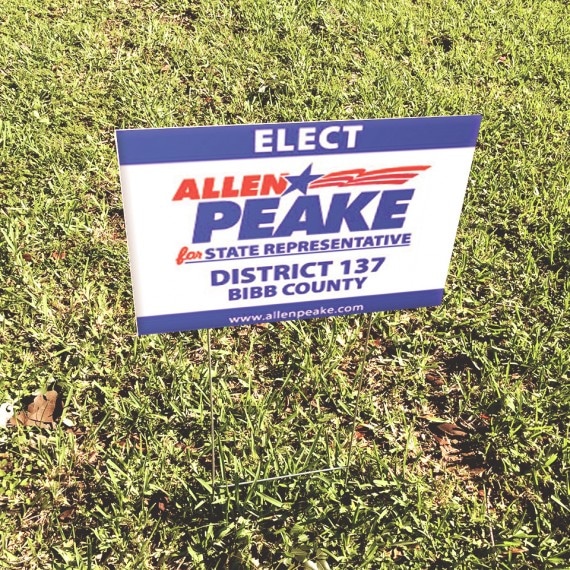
[58,507,75,522]
[354,424,374,442]
[149,491,169,519]
[434,423,468,438]
[9,391,63,428]
[425,371,445,387]
[431,434,452,448]
[390,547,405,562]
[508,547,528,555]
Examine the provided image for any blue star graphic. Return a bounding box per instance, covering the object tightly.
[282,164,323,196]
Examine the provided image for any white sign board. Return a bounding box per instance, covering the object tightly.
[116,116,481,335]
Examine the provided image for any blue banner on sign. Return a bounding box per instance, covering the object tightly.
[136,289,444,335]
[116,116,481,165]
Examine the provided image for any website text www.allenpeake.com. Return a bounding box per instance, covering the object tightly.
[227,303,365,324]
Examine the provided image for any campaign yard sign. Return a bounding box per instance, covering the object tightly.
[116,116,481,335]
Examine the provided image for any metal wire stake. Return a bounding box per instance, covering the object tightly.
[224,466,346,488]
[344,313,374,487]
[207,328,216,488]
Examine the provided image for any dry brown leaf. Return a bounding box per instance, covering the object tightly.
[149,492,169,519]
[9,391,62,427]
[425,371,445,387]
[354,424,374,443]
[58,507,75,521]
[432,434,450,447]
[434,422,468,438]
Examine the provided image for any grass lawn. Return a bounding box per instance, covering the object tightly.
[1,0,569,568]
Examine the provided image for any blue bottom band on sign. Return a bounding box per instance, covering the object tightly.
[136,289,444,335]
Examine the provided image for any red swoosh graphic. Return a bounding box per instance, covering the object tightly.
[310,165,431,188]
